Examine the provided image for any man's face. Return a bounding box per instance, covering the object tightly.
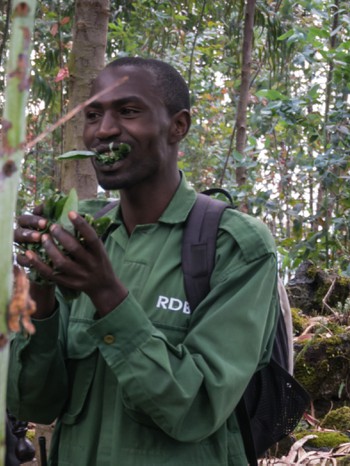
[83,65,176,191]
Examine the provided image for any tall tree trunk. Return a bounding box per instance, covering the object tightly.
[57,0,110,198]
[315,0,340,267]
[235,0,256,189]
[0,2,36,464]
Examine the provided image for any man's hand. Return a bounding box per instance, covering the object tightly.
[24,211,127,317]
[15,205,56,318]
[15,204,48,267]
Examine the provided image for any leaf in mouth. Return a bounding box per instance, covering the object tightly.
[57,150,96,160]
[95,143,131,164]
[57,143,131,164]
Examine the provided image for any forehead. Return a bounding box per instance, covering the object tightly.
[90,65,160,104]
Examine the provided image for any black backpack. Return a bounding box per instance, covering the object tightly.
[95,191,310,465]
[182,192,310,465]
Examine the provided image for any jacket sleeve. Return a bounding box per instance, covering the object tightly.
[7,299,69,424]
[87,211,279,442]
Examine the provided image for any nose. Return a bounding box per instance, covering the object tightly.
[95,112,121,140]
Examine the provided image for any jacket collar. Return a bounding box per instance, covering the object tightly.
[112,172,196,227]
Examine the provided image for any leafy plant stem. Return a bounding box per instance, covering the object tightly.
[0,1,36,465]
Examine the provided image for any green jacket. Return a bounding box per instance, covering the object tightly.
[8,175,279,466]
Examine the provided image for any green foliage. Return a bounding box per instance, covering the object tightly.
[16,189,79,286]
[13,1,75,212]
[16,188,112,299]
[8,0,350,277]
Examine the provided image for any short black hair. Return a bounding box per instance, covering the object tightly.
[106,57,190,116]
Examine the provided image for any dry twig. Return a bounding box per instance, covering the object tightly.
[8,265,36,334]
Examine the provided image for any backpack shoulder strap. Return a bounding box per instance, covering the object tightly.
[182,193,258,465]
[201,187,233,205]
[94,200,119,219]
[181,193,228,311]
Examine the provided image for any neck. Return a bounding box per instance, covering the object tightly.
[119,172,181,234]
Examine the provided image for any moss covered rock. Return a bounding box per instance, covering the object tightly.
[291,307,308,335]
[294,333,350,401]
[295,430,349,449]
[287,261,350,316]
[321,406,350,431]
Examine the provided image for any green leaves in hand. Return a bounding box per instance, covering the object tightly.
[17,188,113,300]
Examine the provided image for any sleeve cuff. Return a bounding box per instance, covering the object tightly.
[87,293,153,360]
[27,308,60,351]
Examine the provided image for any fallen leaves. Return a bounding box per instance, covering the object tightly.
[259,436,350,465]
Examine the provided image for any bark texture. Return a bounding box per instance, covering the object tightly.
[57,0,110,198]
[235,0,255,188]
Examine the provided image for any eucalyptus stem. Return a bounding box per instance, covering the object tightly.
[0,2,36,464]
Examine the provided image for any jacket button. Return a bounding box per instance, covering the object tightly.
[103,334,115,344]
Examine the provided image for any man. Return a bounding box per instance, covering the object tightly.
[9,57,279,465]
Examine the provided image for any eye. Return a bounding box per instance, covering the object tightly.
[85,111,101,122]
[120,107,140,117]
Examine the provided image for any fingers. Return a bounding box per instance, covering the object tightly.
[45,213,102,265]
[33,204,44,216]
[41,233,75,274]
[16,211,100,251]
[22,249,55,281]
[16,251,34,268]
[67,211,103,251]
[17,213,48,230]
[15,226,42,244]
[25,235,76,284]
[17,211,107,290]
[46,226,84,263]
[15,214,48,244]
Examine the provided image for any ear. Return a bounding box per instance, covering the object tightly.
[168,109,191,144]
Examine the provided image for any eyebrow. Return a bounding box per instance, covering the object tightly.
[86,95,146,109]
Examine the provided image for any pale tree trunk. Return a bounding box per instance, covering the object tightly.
[0,2,36,464]
[57,0,110,198]
[235,0,256,189]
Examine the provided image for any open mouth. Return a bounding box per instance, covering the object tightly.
[94,142,131,165]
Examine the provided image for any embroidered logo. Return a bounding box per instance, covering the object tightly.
[156,295,191,315]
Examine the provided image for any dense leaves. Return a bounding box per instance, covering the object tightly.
[1,0,349,276]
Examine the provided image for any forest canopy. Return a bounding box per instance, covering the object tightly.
[0,0,349,277]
